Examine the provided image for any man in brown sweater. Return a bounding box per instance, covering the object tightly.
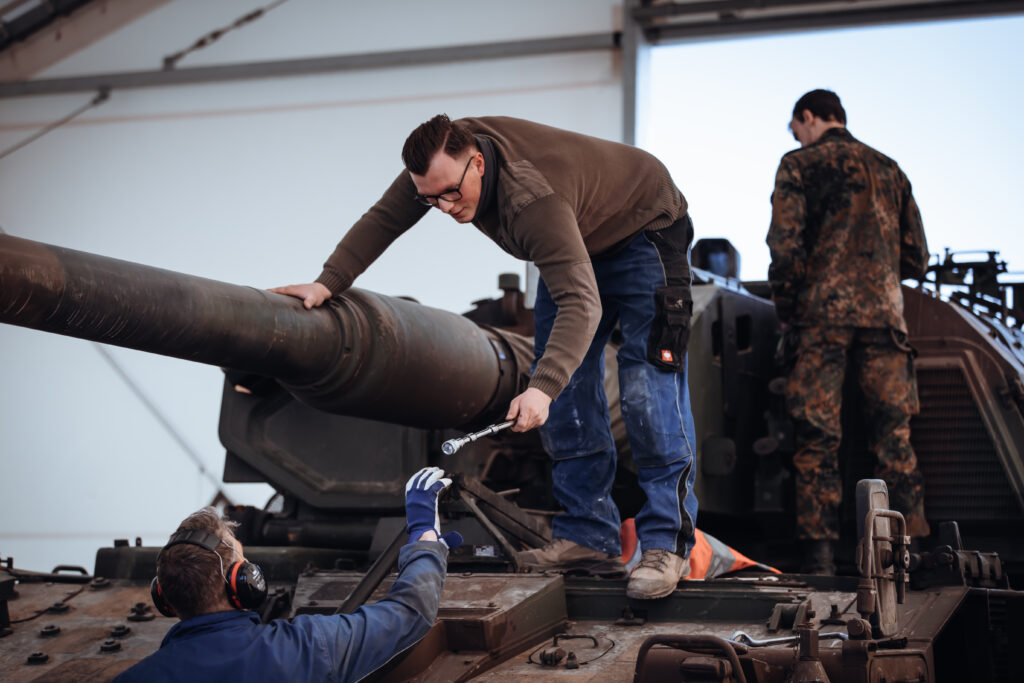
[273,115,698,598]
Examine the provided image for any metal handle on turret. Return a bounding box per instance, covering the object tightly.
[441,421,515,455]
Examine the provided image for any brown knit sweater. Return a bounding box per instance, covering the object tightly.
[317,116,687,400]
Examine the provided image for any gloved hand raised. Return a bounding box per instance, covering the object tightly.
[404,467,462,549]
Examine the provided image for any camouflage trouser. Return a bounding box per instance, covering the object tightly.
[785,326,929,540]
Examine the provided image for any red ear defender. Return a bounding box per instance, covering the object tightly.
[151,529,268,616]
[226,561,268,610]
[150,576,177,618]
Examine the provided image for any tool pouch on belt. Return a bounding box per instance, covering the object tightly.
[647,285,692,372]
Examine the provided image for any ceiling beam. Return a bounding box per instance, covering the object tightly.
[2,1,1021,102]
[622,0,648,145]
[636,0,1024,42]
[634,0,828,21]
[0,32,619,99]
[0,0,173,81]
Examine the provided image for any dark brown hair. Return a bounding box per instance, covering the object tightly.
[793,89,847,125]
[401,114,475,175]
[156,507,240,620]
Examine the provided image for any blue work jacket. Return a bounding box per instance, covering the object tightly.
[114,542,447,683]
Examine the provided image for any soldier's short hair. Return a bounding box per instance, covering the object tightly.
[157,507,240,620]
[402,114,476,175]
[793,89,847,125]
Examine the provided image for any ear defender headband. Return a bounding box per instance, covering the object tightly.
[150,528,267,618]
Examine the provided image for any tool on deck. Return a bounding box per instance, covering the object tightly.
[441,420,514,455]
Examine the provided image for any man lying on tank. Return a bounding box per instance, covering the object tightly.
[114,467,459,683]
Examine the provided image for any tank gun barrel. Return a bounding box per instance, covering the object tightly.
[1,234,340,382]
[0,234,524,427]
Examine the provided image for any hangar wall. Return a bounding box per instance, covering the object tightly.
[0,0,625,570]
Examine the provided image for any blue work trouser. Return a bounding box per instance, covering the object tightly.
[533,228,699,558]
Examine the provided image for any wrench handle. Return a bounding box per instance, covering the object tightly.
[441,420,515,455]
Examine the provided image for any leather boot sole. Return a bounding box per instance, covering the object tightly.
[626,580,678,600]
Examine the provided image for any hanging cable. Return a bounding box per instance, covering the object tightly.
[163,0,293,70]
[2,220,233,502]
[10,586,87,624]
[1,1,290,160]
[0,88,110,162]
[91,344,233,504]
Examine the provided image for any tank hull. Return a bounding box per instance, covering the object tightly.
[2,238,1024,681]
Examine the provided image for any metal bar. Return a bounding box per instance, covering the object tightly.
[634,0,843,21]
[459,489,521,571]
[0,0,173,81]
[5,565,93,584]
[636,634,749,683]
[0,32,619,98]
[634,0,1024,22]
[621,0,645,145]
[644,0,1024,42]
[457,477,551,547]
[729,630,848,647]
[335,527,405,615]
[0,0,36,17]
[0,0,93,51]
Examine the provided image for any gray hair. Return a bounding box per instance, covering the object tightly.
[156,506,242,619]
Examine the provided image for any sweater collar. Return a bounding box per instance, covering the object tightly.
[473,134,498,221]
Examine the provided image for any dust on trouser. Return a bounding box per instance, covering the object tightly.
[533,217,699,557]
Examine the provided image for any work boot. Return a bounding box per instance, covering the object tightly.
[800,539,835,575]
[626,549,689,599]
[516,538,624,577]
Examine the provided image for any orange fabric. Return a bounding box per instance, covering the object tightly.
[686,529,713,580]
[228,562,242,608]
[619,517,638,565]
[620,519,781,579]
[725,539,765,573]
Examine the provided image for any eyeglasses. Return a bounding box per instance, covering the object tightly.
[414,155,475,207]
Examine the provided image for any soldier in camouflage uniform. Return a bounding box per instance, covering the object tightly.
[766,90,930,573]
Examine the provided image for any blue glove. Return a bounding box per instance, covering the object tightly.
[404,466,462,549]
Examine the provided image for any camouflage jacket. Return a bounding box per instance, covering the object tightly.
[766,128,928,331]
